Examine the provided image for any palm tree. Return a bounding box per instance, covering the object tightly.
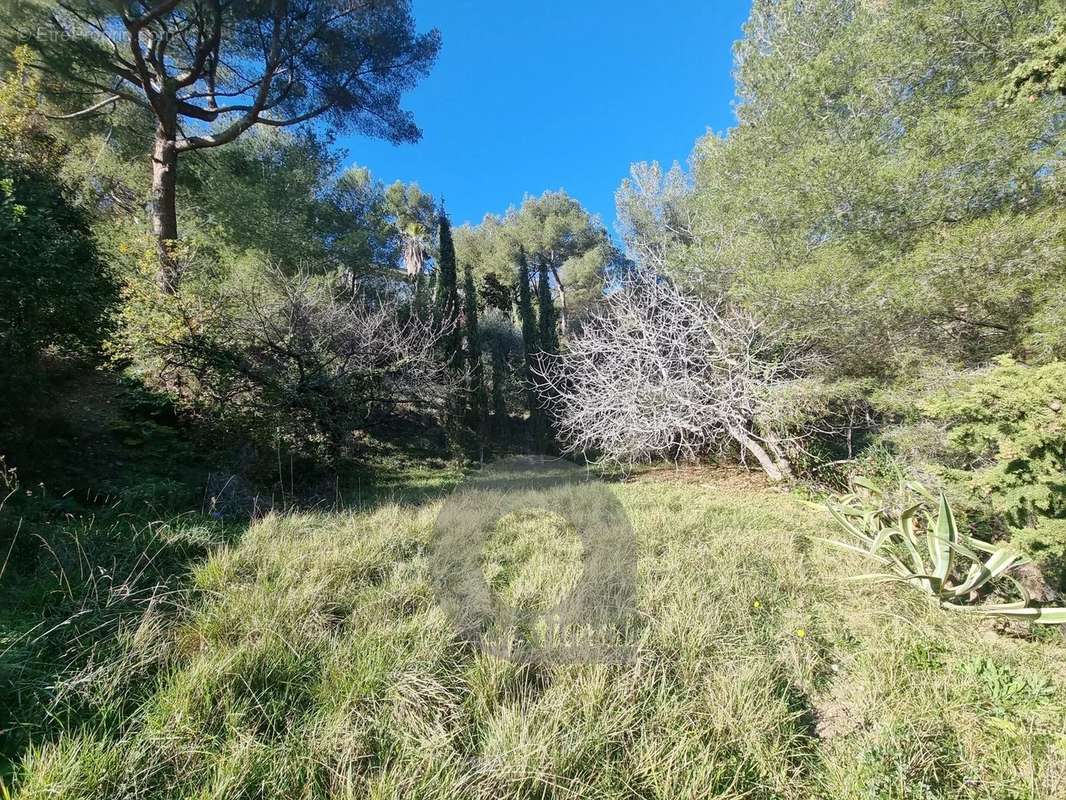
[401,220,431,279]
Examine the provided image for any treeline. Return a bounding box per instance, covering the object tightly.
[0,1,619,489]
[600,0,1065,581]
[3,0,1064,585]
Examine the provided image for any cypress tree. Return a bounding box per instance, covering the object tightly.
[463,263,490,457]
[517,249,539,358]
[434,208,462,372]
[490,344,509,438]
[535,260,559,452]
[516,250,545,450]
[433,207,465,454]
[537,260,559,356]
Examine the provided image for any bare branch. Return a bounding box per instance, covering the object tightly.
[45,94,121,120]
[534,271,809,481]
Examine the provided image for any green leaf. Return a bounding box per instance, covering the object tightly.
[818,537,892,565]
[852,476,884,496]
[825,503,876,546]
[943,547,1026,598]
[927,492,956,594]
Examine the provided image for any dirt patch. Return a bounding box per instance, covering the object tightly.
[812,675,867,741]
[625,463,773,491]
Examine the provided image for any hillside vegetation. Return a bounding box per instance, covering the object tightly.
[2,1,1066,797]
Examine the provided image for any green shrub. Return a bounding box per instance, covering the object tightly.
[923,357,1066,527]
[1010,517,1066,590]
[0,49,115,397]
[0,159,115,388]
[110,266,450,464]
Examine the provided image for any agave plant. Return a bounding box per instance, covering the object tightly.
[823,477,1066,624]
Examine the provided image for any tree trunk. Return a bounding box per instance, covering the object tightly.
[764,435,795,481]
[549,264,568,334]
[151,124,180,292]
[491,349,508,437]
[728,425,793,483]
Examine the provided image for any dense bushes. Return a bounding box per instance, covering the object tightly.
[112,266,451,464]
[0,160,115,382]
[923,359,1066,527]
[0,49,115,400]
[916,360,1066,582]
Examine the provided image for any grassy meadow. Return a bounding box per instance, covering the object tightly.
[6,471,1066,800]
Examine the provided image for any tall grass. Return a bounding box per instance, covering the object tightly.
[8,481,1066,799]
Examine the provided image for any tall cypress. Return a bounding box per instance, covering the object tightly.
[537,260,559,356]
[517,249,538,358]
[535,260,559,452]
[516,250,544,450]
[434,208,462,372]
[463,263,489,456]
[490,344,509,438]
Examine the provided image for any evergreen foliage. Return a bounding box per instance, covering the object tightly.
[462,264,490,450]
[434,209,463,372]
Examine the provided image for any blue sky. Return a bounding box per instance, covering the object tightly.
[339,1,751,232]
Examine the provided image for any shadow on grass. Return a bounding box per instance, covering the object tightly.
[428,456,639,665]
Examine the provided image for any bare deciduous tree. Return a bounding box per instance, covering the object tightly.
[534,272,807,481]
[159,272,452,460]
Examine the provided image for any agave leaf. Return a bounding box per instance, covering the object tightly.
[941,598,1027,611]
[825,504,876,545]
[869,523,897,553]
[897,505,927,575]
[905,480,937,503]
[852,476,883,496]
[861,510,883,536]
[942,536,986,564]
[836,506,867,518]
[843,573,904,583]
[899,503,924,528]
[951,605,1066,624]
[818,537,892,565]
[927,493,956,594]
[943,547,1026,599]
[1003,574,1032,606]
[967,537,999,556]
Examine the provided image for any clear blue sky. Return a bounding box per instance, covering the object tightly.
[339,1,752,232]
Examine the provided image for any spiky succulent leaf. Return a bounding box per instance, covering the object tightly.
[927,493,956,592]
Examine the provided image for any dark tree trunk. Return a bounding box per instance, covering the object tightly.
[491,349,508,437]
[151,122,180,292]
